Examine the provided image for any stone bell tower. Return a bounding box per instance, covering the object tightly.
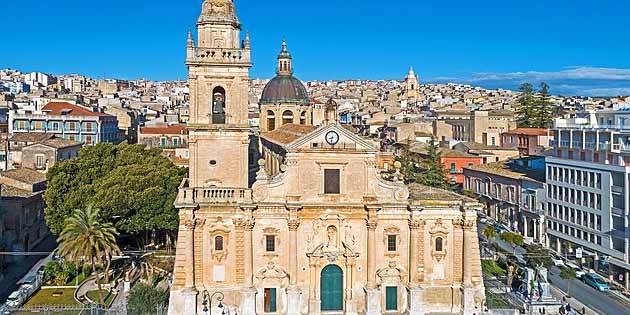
[186,0,252,188]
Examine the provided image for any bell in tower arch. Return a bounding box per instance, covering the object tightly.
[212,86,226,124]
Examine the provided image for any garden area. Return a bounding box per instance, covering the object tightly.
[23,288,81,307]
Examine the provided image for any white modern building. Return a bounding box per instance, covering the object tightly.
[548,107,630,289]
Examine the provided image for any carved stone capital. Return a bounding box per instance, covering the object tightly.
[184,218,197,231]
[366,219,378,231]
[408,219,422,230]
[288,219,300,231]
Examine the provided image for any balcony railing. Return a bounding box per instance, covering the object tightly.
[176,178,253,205]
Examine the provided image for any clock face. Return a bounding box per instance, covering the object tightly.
[325,131,340,145]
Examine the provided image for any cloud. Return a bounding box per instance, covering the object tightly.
[428,67,630,96]
[469,67,630,82]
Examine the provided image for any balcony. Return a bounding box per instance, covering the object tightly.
[175,178,252,206]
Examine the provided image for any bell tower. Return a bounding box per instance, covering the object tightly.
[187,0,252,188]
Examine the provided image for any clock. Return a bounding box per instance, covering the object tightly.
[325,131,340,145]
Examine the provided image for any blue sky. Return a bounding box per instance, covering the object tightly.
[2,0,630,95]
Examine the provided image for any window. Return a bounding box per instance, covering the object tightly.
[173,137,179,147]
[160,137,167,148]
[435,237,444,252]
[68,122,77,131]
[324,169,340,194]
[385,286,398,311]
[36,155,45,169]
[450,163,457,174]
[85,135,93,144]
[265,235,275,252]
[264,288,277,312]
[215,236,224,251]
[387,235,397,252]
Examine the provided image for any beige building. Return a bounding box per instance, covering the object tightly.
[433,110,517,146]
[168,1,485,315]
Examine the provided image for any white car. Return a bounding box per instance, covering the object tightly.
[552,258,565,267]
[5,291,23,308]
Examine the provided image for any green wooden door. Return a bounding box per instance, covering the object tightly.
[320,264,343,311]
[385,286,398,311]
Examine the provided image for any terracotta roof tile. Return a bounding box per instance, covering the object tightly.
[504,128,552,136]
[42,102,113,117]
[261,124,317,146]
[1,168,47,185]
[139,124,188,135]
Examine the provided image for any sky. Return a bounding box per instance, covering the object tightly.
[2,0,630,96]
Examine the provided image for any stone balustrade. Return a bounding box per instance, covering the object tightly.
[176,178,252,206]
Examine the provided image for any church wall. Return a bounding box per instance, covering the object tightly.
[189,130,249,187]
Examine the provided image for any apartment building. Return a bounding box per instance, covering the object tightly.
[549,108,630,289]
[433,109,517,146]
[464,157,546,245]
[9,101,121,145]
[501,128,553,156]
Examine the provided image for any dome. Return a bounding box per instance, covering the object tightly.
[260,75,309,105]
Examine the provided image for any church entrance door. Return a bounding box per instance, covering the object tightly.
[320,264,343,311]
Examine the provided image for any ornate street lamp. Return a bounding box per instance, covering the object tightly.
[202,290,230,315]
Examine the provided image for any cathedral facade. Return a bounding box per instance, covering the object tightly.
[168,1,485,314]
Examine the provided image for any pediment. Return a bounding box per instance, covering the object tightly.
[285,123,378,152]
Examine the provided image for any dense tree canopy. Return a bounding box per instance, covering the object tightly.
[516,82,556,128]
[44,143,187,236]
[127,283,169,315]
[397,142,450,190]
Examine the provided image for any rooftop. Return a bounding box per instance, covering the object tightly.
[34,138,82,149]
[139,124,188,135]
[42,102,113,117]
[9,133,55,143]
[408,183,477,205]
[0,184,38,198]
[465,161,545,182]
[1,168,47,185]
[504,128,552,136]
[260,124,318,146]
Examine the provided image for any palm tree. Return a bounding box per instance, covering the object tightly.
[57,207,121,305]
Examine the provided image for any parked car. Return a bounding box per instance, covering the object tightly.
[552,258,565,267]
[5,291,23,308]
[564,262,586,278]
[582,273,610,292]
[479,217,488,224]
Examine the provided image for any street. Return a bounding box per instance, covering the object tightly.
[0,235,56,303]
[478,221,630,315]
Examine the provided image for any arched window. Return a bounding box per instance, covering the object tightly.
[215,236,224,251]
[212,86,226,124]
[282,110,293,125]
[267,110,276,131]
[300,111,307,125]
[435,237,443,252]
[411,84,415,90]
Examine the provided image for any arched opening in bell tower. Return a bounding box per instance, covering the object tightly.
[282,110,294,125]
[212,86,226,124]
[267,110,276,131]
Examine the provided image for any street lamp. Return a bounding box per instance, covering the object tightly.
[202,290,230,315]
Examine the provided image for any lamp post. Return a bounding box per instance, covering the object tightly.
[202,290,230,315]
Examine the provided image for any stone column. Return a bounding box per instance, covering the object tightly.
[287,206,301,315]
[409,216,422,285]
[182,213,198,315]
[523,217,528,239]
[345,257,358,315]
[239,206,256,315]
[308,258,321,315]
[365,207,381,315]
[462,218,478,315]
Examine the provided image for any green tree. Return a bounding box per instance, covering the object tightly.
[534,82,555,128]
[127,283,169,315]
[523,244,553,269]
[482,226,497,241]
[417,141,450,189]
[44,143,187,243]
[516,83,536,128]
[560,267,576,298]
[57,207,121,305]
[500,232,524,255]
